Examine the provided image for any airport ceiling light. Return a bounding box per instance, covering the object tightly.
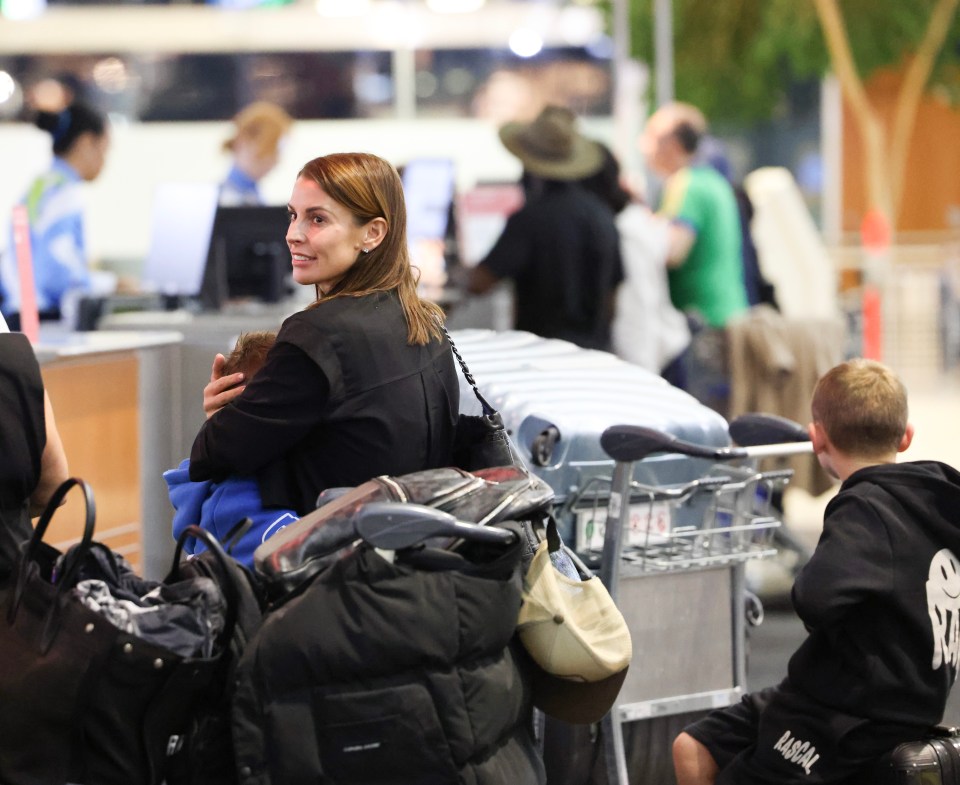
[0,70,23,118]
[315,0,371,16]
[558,4,601,46]
[0,0,44,20]
[509,26,543,57]
[426,0,486,11]
[370,0,426,49]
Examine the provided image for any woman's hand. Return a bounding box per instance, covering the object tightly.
[203,353,245,418]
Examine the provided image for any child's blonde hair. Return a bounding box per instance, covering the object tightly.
[810,358,908,457]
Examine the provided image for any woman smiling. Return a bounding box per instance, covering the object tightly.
[189,152,460,515]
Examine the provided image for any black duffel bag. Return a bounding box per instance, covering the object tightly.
[0,477,242,785]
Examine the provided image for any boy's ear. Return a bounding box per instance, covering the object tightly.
[807,421,826,453]
[898,423,915,453]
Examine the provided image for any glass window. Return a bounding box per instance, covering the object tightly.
[0,45,611,123]
[414,46,612,120]
[0,50,393,122]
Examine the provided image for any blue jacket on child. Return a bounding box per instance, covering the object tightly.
[164,459,298,570]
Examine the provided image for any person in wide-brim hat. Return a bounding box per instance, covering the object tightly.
[499,105,604,181]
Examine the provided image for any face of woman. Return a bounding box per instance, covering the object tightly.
[286,176,373,294]
[73,131,109,182]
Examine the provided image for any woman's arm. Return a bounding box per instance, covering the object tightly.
[190,341,330,481]
[28,391,69,517]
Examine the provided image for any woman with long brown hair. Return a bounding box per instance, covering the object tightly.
[189,152,459,515]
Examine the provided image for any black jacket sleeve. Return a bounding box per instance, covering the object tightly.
[791,493,893,630]
[0,333,46,506]
[189,341,330,482]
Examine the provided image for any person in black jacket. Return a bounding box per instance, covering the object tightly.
[466,105,623,351]
[673,358,960,784]
[0,313,70,578]
[190,152,460,515]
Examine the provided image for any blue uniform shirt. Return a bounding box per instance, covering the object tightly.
[219,165,262,207]
[2,158,91,316]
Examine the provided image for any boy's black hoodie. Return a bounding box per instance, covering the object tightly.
[789,460,960,726]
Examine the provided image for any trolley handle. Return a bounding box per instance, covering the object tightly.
[353,502,516,549]
[630,474,734,504]
[600,424,748,464]
[728,412,809,447]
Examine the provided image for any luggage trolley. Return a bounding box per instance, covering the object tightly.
[447,331,811,782]
[596,417,813,785]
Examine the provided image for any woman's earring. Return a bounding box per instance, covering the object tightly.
[361,248,370,254]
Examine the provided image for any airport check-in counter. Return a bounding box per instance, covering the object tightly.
[34,329,183,580]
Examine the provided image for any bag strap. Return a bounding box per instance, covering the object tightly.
[219,516,254,557]
[8,478,97,655]
[171,525,241,651]
[9,478,95,626]
[443,327,498,418]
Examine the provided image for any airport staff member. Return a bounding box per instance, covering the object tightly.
[1,101,110,329]
[219,101,293,207]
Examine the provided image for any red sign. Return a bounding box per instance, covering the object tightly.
[10,205,39,343]
[860,208,891,254]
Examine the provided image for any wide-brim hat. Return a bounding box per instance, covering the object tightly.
[499,105,604,181]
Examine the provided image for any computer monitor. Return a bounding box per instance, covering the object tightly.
[401,157,456,243]
[142,182,221,300]
[199,205,291,311]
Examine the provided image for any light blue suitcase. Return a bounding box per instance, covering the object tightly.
[449,329,731,557]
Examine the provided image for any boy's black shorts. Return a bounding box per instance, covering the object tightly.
[682,680,927,784]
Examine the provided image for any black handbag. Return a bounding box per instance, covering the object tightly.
[445,328,520,471]
[0,477,241,785]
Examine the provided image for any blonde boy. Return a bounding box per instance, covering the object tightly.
[674,359,960,784]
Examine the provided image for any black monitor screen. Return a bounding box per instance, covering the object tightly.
[200,205,291,310]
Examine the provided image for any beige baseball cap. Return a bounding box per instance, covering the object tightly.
[517,538,632,723]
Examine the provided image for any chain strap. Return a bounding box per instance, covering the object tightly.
[442,327,497,418]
